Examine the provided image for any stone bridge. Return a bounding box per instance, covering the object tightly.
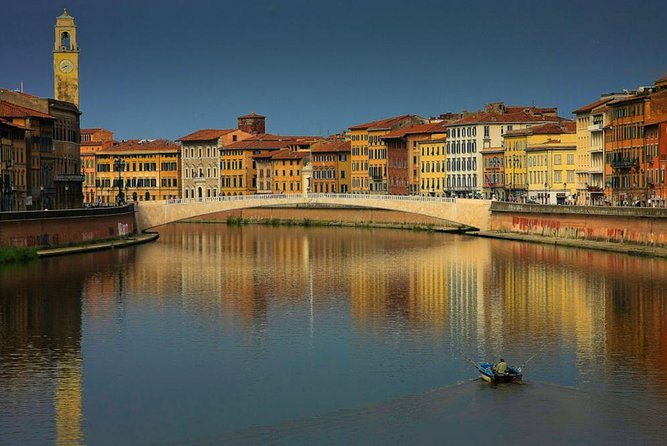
[134,193,492,232]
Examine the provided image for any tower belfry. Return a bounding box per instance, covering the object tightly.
[53,8,80,107]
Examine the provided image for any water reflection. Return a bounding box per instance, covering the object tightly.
[1,223,667,444]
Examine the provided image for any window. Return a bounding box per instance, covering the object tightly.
[484,126,490,138]
[554,155,561,165]
[567,154,574,165]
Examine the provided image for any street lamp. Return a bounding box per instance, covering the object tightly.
[40,186,44,210]
[114,157,125,205]
[563,182,567,205]
[544,182,548,205]
[65,185,69,209]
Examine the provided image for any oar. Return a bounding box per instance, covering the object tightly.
[467,358,485,373]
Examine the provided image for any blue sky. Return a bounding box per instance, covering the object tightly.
[1,0,665,140]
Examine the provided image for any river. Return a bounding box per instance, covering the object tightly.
[2,223,667,445]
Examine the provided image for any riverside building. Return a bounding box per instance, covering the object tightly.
[445,103,565,198]
[348,115,426,194]
[95,139,180,204]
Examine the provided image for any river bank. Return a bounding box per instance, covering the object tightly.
[36,232,159,258]
[475,231,667,258]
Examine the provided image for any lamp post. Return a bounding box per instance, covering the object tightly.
[563,182,567,205]
[64,185,69,209]
[40,186,44,210]
[544,182,548,205]
[114,157,125,205]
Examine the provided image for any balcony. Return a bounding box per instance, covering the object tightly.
[610,158,638,170]
[588,122,603,132]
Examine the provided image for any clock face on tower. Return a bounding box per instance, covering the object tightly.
[59,59,74,73]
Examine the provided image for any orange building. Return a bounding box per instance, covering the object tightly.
[311,140,351,193]
[605,77,667,206]
[80,128,114,204]
[269,149,309,193]
[222,134,318,195]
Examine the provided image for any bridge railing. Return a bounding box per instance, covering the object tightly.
[164,193,457,206]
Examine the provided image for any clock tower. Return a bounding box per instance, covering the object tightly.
[53,8,79,108]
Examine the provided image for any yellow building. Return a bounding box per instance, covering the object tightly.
[80,128,114,205]
[418,138,447,196]
[53,9,79,108]
[526,142,577,205]
[95,139,180,204]
[504,121,575,202]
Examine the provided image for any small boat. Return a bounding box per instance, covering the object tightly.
[474,361,523,383]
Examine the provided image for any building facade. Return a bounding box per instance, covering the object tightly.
[80,128,114,205]
[418,138,447,196]
[348,115,425,194]
[445,103,564,198]
[503,121,575,202]
[177,128,251,200]
[480,147,504,200]
[95,139,180,204]
[384,122,447,195]
[311,140,351,193]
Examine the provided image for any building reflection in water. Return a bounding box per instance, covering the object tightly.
[146,225,667,393]
[3,222,667,444]
[0,257,88,445]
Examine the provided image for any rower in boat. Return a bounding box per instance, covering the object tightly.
[493,358,508,378]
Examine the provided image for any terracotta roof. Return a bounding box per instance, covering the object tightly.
[176,129,235,142]
[573,97,616,114]
[417,137,448,144]
[0,100,55,120]
[448,106,563,125]
[260,148,309,161]
[383,122,447,139]
[224,133,320,150]
[238,112,265,119]
[656,73,667,84]
[349,114,415,131]
[528,121,575,135]
[312,141,351,153]
[98,139,179,154]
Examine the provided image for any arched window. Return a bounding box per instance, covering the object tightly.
[198,187,203,199]
[199,168,203,178]
[61,32,71,50]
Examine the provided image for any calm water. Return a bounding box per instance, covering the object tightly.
[2,223,667,445]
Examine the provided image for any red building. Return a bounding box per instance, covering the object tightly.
[384,122,448,195]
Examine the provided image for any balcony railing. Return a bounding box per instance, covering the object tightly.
[610,158,638,170]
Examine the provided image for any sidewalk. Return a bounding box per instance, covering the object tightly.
[474,231,667,258]
[37,232,159,258]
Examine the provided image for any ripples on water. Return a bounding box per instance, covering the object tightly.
[1,223,667,445]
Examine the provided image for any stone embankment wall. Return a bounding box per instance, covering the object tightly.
[490,202,667,246]
[0,205,135,248]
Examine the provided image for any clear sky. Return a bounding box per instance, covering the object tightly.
[1,0,666,141]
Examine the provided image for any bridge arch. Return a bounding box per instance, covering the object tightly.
[134,193,491,232]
